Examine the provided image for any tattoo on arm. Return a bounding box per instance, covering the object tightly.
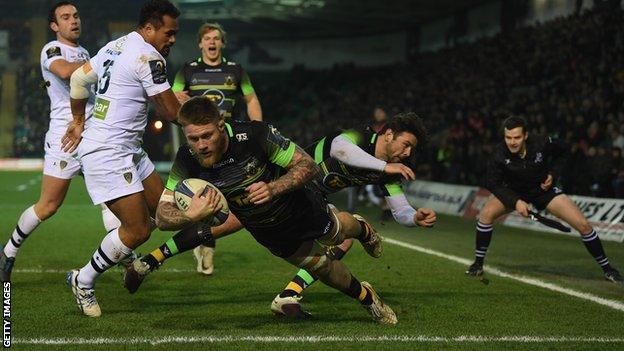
[155,201,192,231]
[268,145,319,197]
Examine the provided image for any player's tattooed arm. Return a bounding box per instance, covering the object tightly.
[156,201,192,231]
[156,188,222,230]
[271,145,318,196]
[247,145,319,205]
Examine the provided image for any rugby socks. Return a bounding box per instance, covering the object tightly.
[77,229,131,288]
[141,224,206,269]
[581,229,612,271]
[279,246,349,298]
[280,269,316,298]
[344,275,373,305]
[100,205,121,233]
[474,222,493,265]
[4,205,42,258]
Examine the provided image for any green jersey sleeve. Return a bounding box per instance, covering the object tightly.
[165,147,192,191]
[252,122,296,167]
[339,129,365,146]
[171,67,186,92]
[240,68,255,96]
[383,182,404,197]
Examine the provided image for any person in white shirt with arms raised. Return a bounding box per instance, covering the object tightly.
[62,0,186,317]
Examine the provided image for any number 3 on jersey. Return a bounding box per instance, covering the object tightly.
[97,59,114,94]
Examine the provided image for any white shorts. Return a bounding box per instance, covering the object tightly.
[78,139,155,205]
[43,130,82,179]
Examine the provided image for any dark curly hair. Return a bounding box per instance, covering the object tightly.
[138,0,180,29]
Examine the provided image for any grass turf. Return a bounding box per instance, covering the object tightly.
[1,171,623,350]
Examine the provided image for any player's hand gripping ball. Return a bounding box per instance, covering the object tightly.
[174,178,229,225]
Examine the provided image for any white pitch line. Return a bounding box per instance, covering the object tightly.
[12,335,624,345]
[384,238,624,312]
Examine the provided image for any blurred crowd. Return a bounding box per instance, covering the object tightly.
[10,5,624,198]
[258,5,624,198]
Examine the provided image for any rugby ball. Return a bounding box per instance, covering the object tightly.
[173,178,229,225]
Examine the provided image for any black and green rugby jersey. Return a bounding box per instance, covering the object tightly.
[306,127,404,197]
[166,121,317,233]
[172,57,255,120]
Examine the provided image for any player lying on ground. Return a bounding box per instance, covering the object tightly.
[0,1,121,282]
[270,112,436,318]
[125,97,398,324]
[466,116,623,284]
[123,112,437,317]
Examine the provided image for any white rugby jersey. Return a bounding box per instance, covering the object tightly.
[40,40,93,134]
[83,31,171,147]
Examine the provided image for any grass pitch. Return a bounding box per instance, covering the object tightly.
[1,171,623,350]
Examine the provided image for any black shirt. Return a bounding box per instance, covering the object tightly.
[172,57,255,120]
[487,135,567,209]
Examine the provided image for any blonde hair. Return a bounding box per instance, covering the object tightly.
[197,22,226,45]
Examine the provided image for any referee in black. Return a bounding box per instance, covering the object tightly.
[466,116,622,284]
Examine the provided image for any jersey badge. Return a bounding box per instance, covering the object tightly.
[149,59,167,84]
[243,158,260,178]
[535,152,543,163]
[46,46,62,59]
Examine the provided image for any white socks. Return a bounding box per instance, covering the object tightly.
[100,205,121,232]
[4,205,42,258]
[77,229,131,288]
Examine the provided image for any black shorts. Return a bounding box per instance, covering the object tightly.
[247,188,335,258]
[519,187,564,211]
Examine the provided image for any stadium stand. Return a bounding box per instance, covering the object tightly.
[7,6,624,198]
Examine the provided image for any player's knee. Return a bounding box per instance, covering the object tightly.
[124,220,151,242]
[478,212,495,225]
[577,220,592,235]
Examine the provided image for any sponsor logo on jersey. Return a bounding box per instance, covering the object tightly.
[236,133,248,142]
[46,46,61,59]
[202,89,225,106]
[94,97,110,120]
[149,60,167,84]
[214,157,234,168]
